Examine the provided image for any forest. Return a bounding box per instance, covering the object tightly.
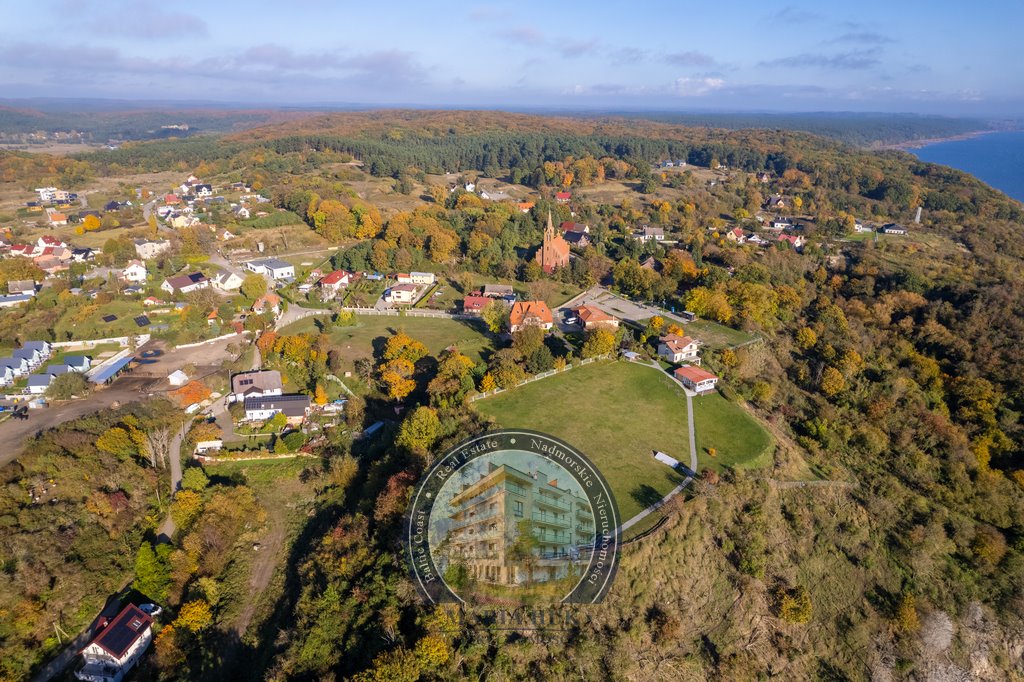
[1,109,1023,680]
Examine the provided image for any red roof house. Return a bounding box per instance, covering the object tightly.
[509,300,553,332]
[462,294,491,315]
[673,365,719,393]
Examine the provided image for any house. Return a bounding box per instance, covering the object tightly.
[757,172,771,183]
[482,284,515,300]
[746,234,769,246]
[882,223,907,235]
[853,220,871,233]
[317,269,357,297]
[63,355,90,372]
[26,373,53,395]
[535,211,571,273]
[633,226,665,242]
[12,347,43,369]
[479,189,511,201]
[35,187,70,203]
[212,271,244,291]
[763,194,786,210]
[560,221,590,235]
[8,244,37,258]
[75,603,153,682]
[725,227,746,244]
[658,333,701,364]
[0,356,29,376]
[509,300,553,333]
[103,200,124,212]
[674,365,719,393]
[122,260,147,283]
[7,280,35,296]
[37,235,66,249]
[555,191,571,204]
[245,258,295,280]
[0,294,33,308]
[517,201,535,213]
[251,293,282,316]
[163,193,180,205]
[161,272,209,295]
[385,283,419,304]
[232,206,250,219]
[206,309,219,326]
[47,212,68,226]
[464,182,476,193]
[395,271,436,285]
[461,294,491,316]
[134,239,171,260]
[23,340,52,361]
[769,217,793,230]
[777,234,806,249]
[143,296,163,306]
[168,369,189,387]
[231,370,283,402]
[573,305,619,330]
[70,248,97,262]
[194,184,213,197]
[243,394,310,425]
[0,365,13,386]
[563,231,591,247]
[45,363,72,376]
[168,214,195,229]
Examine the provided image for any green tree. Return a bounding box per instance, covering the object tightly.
[820,366,846,397]
[181,467,209,492]
[46,372,90,400]
[96,426,136,459]
[240,272,267,300]
[480,300,509,333]
[133,542,172,603]
[396,406,442,459]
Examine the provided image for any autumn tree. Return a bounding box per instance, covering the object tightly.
[379,358,416,400]
[396,406,442,461]
[174,600,213,633]
[581,328,616,358]
[382,331,428,364]
[480,300,509,333]
[820,366,846,397]
[314,383,328,405]
[240,272,267,300]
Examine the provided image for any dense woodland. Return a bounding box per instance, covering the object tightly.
[1,110,1023,680]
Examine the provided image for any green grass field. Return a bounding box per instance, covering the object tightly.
[692,391,774,471]
[474,360,689,521]
[279,314,496,376]
[683,320,757,349]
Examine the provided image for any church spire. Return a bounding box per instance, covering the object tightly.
[546,210,554,238]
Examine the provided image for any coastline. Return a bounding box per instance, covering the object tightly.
[874,129,999,151]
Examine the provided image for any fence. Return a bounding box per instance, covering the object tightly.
[174,330,248,350]
[51,333,151,350]
[468,355,613,402]
[286,306,476,324]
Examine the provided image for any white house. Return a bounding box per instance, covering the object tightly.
[161,272,209,295]
[385,283,418,304]
[882,223,907,235]
[245,258,295,280]
[212,271,244,291]
[0,365,13,386]
[657,334,701,364]
[26,374,53,394]
[243,394,310,425]
[0,357,29,377]
[122,260,148,283]
[63,355,90,372]
[633,226,665,242]
[674,365,719,393]
[12,347,43,369]
[395,271,436,286]
[75,604,153,682]
[134,239,172,260]
[231,370,283,402]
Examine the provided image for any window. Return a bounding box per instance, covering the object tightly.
[513,500,523,517]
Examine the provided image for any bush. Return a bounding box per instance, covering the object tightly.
[281,430,307,451]
[46,372,90,400]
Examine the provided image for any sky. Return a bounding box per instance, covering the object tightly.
[1,0,1022,115]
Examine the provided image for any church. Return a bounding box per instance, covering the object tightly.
[534,211,571,273]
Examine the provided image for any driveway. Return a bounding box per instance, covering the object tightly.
[557,286,692,328]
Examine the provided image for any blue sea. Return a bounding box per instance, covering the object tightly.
[913,130,1024,203]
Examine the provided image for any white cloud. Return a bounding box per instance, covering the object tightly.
[673,77,725,96]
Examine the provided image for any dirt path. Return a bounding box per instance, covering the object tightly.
[234,494,287,637]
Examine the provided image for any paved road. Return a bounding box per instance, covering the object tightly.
[275,302,327,330]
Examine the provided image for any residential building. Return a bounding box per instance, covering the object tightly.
[251,293,282,316]
[573,305,619,330]
[674,365,719,393]
[12,347,44,369]
[517,201,535,213]
[768,217,793,231]
[245,258,295,280]
[134,239,171,260]
[0,357,29,376]
[7,280,36,296]
[243,394,310,424]
[23,341,53,362]
[461,294,491,316]
[763,194,786,210]
[395,271,436,285]
[633,225,665,242]
[777,234,806,249]
[161,272,209,295]
[854,220,871,233]
[482,284,515,300]
[534,212,570,274]
[27,374,54,394]
[882,223,907,235]
[317,269,357,296]
[385,283,418,304]
[509,300,553,333]
[47,212,68,225]
[35,187,71,203]
[37,235,66,249]
[0,366,13,386]
[555,191,571,203]
[121,260,147,283]
[193,183,213,197]
[75,603,152,682]
[0,294,33,308]
[63,355,91,372]
[231,370,283,402]
[560,221,590,235]
[443,462,595,585]
[212,271,244,291]
[658,333,701,364]
[726,227,746,244]
[563,231,590,247]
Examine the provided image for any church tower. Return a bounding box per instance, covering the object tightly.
[535,210,570,274]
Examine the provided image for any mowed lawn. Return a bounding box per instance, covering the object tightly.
[692,391,774,471]
[684,319,756,350]
[475,360,689,521]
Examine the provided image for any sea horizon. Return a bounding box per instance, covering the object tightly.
[913,129,1024,203]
